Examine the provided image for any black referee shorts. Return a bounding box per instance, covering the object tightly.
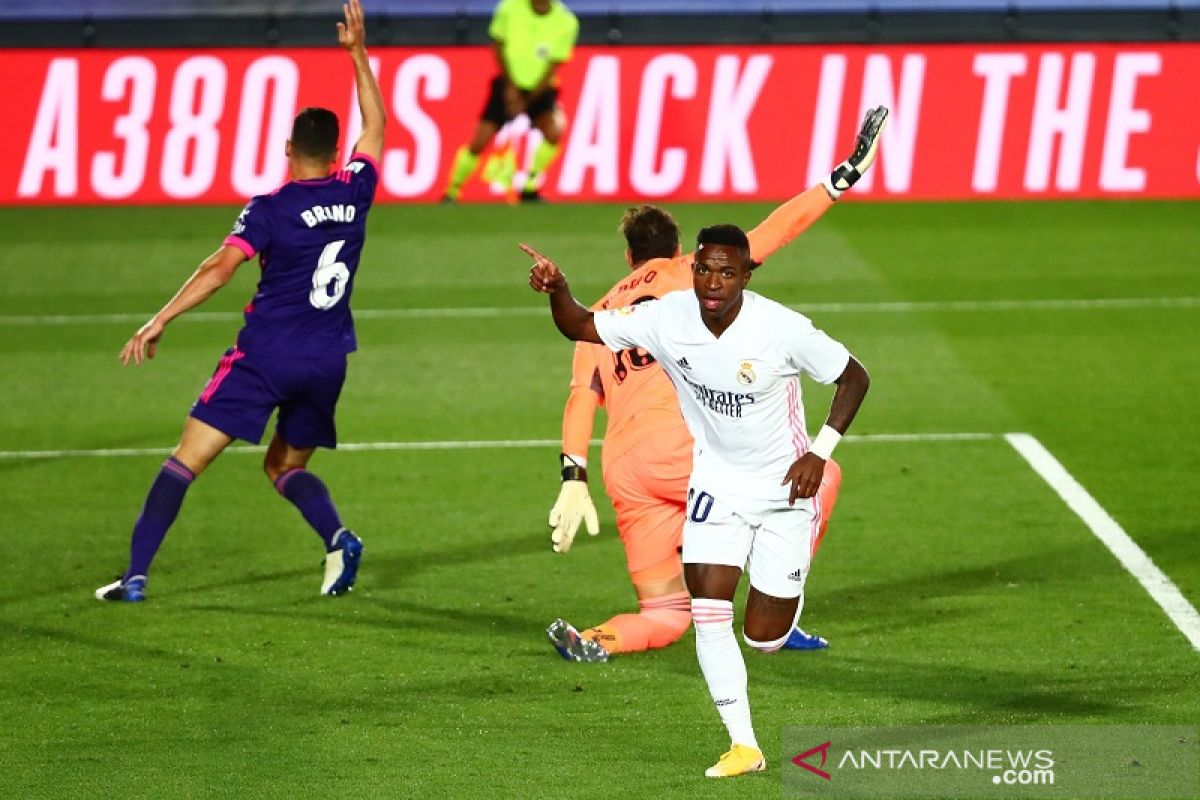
[480,75,560,127]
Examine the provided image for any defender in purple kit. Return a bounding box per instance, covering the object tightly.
[96,0,386,603]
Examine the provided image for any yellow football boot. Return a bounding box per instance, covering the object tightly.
[705,744,766,777]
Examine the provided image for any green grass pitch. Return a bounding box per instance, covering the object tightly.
[1,199,1197,799]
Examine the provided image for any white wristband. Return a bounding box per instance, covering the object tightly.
[809,425,842,460]
[562,454,587,469]
[821,174,843,201]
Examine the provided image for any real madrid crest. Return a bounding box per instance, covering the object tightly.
[736,361,756,385]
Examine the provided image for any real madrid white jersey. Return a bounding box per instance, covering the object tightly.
[594,289,850,509]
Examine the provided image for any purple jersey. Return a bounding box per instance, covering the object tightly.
[223,153,378,356]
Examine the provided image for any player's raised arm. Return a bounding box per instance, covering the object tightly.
[746,106,889,264]
[781,356,870,505]
[521,243,602,344]
[338,0,386,162]
[824,106,888,200]
[120,245,247,366]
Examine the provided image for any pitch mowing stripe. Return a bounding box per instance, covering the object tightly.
[1006,433,1200,653]
[1,297,1197,325]
[0,431,996,460]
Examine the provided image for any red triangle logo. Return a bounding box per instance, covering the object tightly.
[792,740,832,780]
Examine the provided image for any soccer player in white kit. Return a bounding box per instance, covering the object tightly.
[523,225,870,778]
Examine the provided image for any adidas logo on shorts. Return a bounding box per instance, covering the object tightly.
[787,568,804,582]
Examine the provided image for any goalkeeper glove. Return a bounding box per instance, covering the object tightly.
[548,454,600,554]
[823,105,889,200]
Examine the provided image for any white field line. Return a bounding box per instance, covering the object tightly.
[1006,433,1200,653]
[1,296,1197,326]
[0,431,997,461]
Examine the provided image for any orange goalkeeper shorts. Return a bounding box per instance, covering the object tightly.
[602,427,692,575]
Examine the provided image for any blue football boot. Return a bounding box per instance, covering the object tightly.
[95,575,147,602]
[782,627,829,650]
[321,529,364,596]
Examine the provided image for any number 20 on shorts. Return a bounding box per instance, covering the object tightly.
[688,489,714,523]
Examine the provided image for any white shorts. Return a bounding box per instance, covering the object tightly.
[680,487,819,599]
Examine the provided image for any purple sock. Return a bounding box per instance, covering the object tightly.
[124,456,195,581]
[274,469,343,550]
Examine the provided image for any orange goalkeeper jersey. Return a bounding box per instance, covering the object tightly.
[561,184,835,469]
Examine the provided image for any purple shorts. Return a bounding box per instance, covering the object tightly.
[189,347,348,448]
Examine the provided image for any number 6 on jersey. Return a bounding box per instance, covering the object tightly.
[310,239,350,310]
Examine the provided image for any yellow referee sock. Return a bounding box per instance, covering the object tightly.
[444,146,480,200]
[523,140,560,192]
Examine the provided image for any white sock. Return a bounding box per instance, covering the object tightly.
[691,598,758,750]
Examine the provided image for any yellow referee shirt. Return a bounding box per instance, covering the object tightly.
[489,0,580,90]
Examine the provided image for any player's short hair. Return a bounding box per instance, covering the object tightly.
[290,107,340,162]
[696,224,761,270]
[619,205,681,265]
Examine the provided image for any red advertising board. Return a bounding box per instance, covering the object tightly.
[2,43,1197,204]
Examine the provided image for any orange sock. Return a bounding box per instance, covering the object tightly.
[814,458,842,555]
[581,590,691,654]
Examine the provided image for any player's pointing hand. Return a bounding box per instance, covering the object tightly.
[520,242,565,294]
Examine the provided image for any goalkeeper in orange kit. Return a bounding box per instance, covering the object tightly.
[545,107,888,663]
